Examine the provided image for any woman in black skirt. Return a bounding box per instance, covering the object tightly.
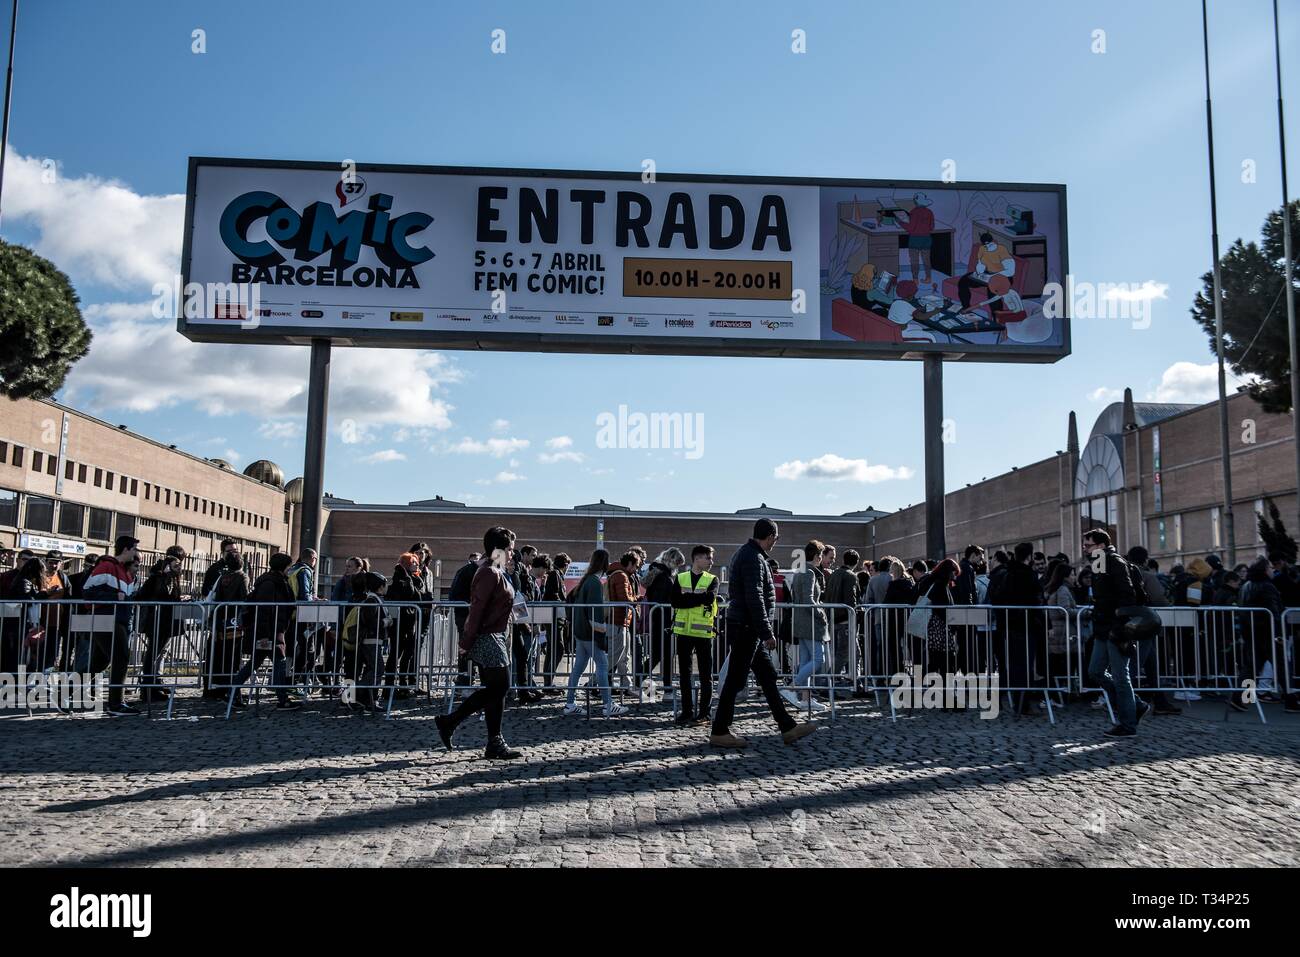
[434,526,522,760]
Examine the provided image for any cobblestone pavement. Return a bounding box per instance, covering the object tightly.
[1,691,1297,867]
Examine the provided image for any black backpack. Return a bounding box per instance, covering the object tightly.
[214,570,243,603]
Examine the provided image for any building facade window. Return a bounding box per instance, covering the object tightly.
[45,455,56,476]
[88,507,113,542]
[119,475,127,493]
[31,450,43,472]
[117,513,136,540]
[78,464,87,483]
[24,495,55,533]
[130,478,138,496]
[94,468,102,487]
[58,502,85,538]
[0,489,17,527]
[11,445,24,467]
[0,441,7,462]
[65,460,74,481]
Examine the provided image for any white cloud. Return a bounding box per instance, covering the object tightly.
[258,420,302,440]
[3,151,183,289]
[1088,387,1123,403]
[453,491,485,504]
[1147,361,1251,404]
[360,449,406,464]
[1102,280,1168,303]
[587,467,614,476]
[545,436,573,449]
[224,448,243,464]
[490,418,510,432]
[509,458,520,468]
[539,450,585,464]
[475,470,525,485]
[449,436,530,458]
[773,453,913,483]
[63,302,461,438]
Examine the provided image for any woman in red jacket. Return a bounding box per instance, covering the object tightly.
[434,526,522,760]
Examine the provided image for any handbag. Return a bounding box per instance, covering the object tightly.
[906,595,932,639]
[1116,604,1161,642]
[926,611,956,654]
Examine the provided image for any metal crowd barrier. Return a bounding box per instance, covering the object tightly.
[0,597,428,719]
[856,603,1071,723]
[1076,604,1283,723]
[7,593,1294,726]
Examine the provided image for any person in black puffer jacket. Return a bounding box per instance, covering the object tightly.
[384,553,422,697]
[137,546,187,702]
[642,549,684,691]
[230,553,299,711]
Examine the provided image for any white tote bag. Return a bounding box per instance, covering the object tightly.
[906,594,932,639]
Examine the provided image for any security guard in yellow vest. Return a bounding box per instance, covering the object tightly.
[670,545,720,725]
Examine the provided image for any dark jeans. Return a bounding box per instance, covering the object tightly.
[648,620,675,688]
[512,625,534,689]
[541,621,569,686]
[384,628,417,688]
[449,665,509,739]
[140,627,179,693]
[351,640,386,707]
[676,633,713,719]
[999,619,1038,713]
[711,622,797,736]
[233,641,290,705]
[87,622,132,708]
[957,272,989,308]
[1136,638,1175,709]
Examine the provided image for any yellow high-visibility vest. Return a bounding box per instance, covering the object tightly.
[672,570,717,638]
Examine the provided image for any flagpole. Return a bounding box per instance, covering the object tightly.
[1276,0,1300,538]
[1203,0,1236,564]
[0,0,17,232]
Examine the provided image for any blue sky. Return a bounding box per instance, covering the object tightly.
[2,0,1297,514]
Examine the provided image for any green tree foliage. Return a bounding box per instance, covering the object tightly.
[1257,497,1298,564]
[0,239,92,400]
[1191,201,1300,413]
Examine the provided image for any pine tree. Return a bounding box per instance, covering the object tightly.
[1257,497,1298,563]
[0,240,92,400]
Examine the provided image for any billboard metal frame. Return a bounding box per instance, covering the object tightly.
[179,157,1070,364]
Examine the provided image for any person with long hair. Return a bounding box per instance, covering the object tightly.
[563,549,627,718]
[1041,559,1077,689]
[435,527,524,758]
[922,558,961,691]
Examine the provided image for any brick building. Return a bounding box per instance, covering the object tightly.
[0,395,291,581]
[319,497,888,592]
[869,387,1299,569]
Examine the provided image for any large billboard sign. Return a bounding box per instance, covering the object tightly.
[180,158,1069,362]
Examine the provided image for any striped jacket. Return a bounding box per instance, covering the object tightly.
[83,556,138,625]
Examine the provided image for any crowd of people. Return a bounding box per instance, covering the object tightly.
[1,521,1297,752]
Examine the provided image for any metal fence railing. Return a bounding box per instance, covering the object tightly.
[1,595,1294,724]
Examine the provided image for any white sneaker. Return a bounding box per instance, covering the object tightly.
[562,703,582,716]
[603,703,628,718]
[1174,690,1202,701]
[1089,698,1106,710]
[805,697,829,713]
[779,688,803,708]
